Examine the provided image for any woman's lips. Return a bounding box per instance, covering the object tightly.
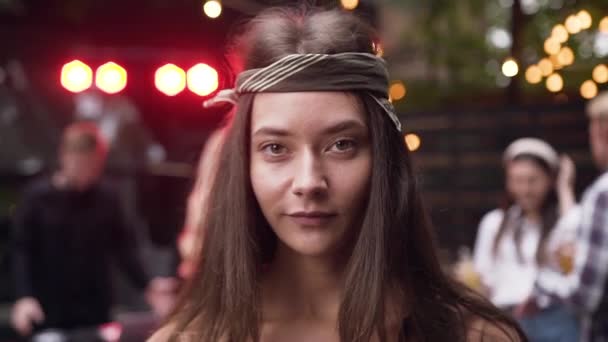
[287,211,337,226]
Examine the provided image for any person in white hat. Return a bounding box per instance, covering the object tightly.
[472,137,580,341]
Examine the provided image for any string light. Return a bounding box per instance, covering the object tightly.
[405,134,421,151]
[340,0,359,10]
[577,10,592,30]
[593,64,608,84]
[580,80,598,99]
[550,54,563,70]
[525,65,542,84]
[557,46,575,66]
[389,81,407,101]
[538,58,554,77]
[565,14,582,34]
[600,17,608,33]
[203,0,222,19]
[551,24,569,43]
[544,37,561,55]
[546,73,564,92]
[502,58,519,77]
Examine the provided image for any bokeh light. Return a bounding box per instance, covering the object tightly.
[60,60,93,93]
[538,58,554,77]
[340,0,359,10]
[601,17,608,33]
[525,65,542,84]
[544,37,561,55]
[203,0,222,19]
[551,24,569,43]
[95,62,127,94]
[577,10,592,30]
[546,73,564,93]
[593,64,608,84]
[565,14,582,34]
[580,80,598,99]
[557,47,575,66]
[187,63,219,96]
[389,81,407,101]
[405,134,421,152]
[155,64,186,96]
[501,58,519,77]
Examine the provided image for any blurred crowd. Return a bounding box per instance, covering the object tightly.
[454,91,608,341]
[9,91,608,341]
[9,92,608,342]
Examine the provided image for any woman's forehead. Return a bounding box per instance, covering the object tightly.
[250,92,366,134]
[507,159,548,175]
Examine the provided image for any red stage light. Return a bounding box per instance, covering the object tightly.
[155,64,186,96]
[95,62,127,94]
[61,60,93,93]
[187,63,219,96]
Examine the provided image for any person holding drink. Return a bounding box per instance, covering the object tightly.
[471,137,580,341]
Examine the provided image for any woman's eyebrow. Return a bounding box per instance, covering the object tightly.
[252,119,366,138]
[320,119,367,135]
[252,127,291,137]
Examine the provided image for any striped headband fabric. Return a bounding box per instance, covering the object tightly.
[204,52,402,131]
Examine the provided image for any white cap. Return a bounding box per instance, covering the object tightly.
[587,91,608,119]
[503,137,559,170]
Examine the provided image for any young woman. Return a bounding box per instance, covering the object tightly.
[473,138,579,341]
[151,7,526,342]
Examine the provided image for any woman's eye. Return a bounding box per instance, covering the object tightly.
[262,143,287,156]
[331,139,356,152]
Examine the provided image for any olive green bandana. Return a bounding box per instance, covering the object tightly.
[205,52,401,131]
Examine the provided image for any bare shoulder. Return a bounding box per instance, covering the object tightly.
[147,323,175,342]
[467,318,523,342]
[147,323,222,342]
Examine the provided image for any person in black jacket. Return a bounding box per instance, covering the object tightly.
[10,122,176,337]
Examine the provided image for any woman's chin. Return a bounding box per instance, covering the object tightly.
[282,238,341,259]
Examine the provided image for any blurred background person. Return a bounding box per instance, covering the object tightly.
[470,137,579,341]
[178,94,237,279]
[530,91,608,342]
[10,122,175,338]
[177,127,225,279]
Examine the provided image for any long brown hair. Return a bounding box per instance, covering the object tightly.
[492,154,559,265]
[164,7,526,342]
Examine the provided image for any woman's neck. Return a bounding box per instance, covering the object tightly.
[521,209,541,224]
[261,244,345,322]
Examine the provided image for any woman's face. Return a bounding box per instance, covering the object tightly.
[505,158,552,213]
[589,118,608,170]
[250,92,372,258]
[60,149,105,190]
